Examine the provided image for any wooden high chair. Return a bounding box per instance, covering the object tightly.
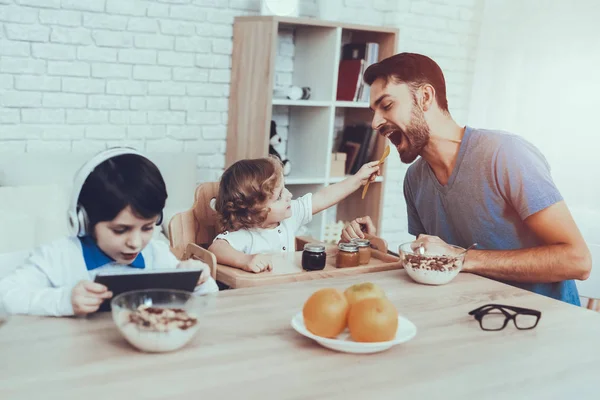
[168,182,390,282]
[168,182,220,281]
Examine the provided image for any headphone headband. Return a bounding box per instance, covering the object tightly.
[67,147,160,237]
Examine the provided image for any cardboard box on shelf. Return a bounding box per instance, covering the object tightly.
[330,153,347,177]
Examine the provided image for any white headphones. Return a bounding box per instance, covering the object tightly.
[68,147,163,237]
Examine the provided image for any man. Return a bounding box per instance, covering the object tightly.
[341,52,590,305]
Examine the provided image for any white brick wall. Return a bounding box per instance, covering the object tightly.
[0,0,483,249]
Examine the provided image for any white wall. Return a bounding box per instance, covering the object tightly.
[468,0,600,241]
[0,0,484,250]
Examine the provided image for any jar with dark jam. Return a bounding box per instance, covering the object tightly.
[302,243,326,271]
[352,238,371,265]
[336,242,359,268]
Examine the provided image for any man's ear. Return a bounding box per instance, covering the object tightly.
[420,84,435,112]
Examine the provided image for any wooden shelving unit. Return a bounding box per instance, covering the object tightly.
[226,16,398,241]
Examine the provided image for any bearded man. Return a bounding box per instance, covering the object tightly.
[341,52,590,305]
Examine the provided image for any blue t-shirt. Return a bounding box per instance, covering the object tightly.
[403,126,580,305]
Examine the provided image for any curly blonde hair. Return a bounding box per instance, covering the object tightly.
[215,156,284,232]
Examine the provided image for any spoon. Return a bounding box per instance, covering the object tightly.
[457,242,478,257]
[361,145,391,200]
[415,242,477,257]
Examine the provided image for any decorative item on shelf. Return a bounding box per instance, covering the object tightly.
[269,120,292,176]
[260,0,299,16]
[330,153,347,177]
[323,220,346,244]
[273,86,311,101]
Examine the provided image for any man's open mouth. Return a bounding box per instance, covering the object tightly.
[381,129,403,147]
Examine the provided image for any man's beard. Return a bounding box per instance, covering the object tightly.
[380,106,430,164]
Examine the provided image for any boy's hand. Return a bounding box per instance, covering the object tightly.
[177,259,211,285]
[244,254,273,273]
[71,280,112,316]
[354,161,381,186]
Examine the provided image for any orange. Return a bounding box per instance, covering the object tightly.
[347,297,398,342]
[344,282,386,306]
[302,288,349,338]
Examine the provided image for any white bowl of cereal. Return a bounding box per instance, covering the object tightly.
[398,242,466,285]
[111,289,203,353]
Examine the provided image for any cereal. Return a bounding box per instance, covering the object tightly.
[128,305,198,332]
[404,254,461,273]
[402,253,463,285]
[117,305,199,352]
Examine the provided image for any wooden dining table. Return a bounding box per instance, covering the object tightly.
[1,269,599,399]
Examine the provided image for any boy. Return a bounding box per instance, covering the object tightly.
[0,148,218,316]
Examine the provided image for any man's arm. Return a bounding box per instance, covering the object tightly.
[312,161,379,214]
[462,201,591,282]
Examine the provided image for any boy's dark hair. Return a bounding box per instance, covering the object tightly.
[216,156,283,232]
[78,154,167,229]
[364,52,449,113]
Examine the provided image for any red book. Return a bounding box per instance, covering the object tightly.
[336,59,364,101]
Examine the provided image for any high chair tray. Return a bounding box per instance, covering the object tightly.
[93,269,201,312]
[216,245,401,289]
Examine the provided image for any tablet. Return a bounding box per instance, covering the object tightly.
[94,268,201,312]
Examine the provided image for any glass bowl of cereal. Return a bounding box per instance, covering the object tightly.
[111,289,204,353]
[399,241,466,285]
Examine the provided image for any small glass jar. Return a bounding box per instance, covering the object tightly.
[302,243,326,271]
[352,238,372,265]
[336,242,359,268]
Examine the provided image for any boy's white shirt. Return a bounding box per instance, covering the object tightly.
[214,193,312,254]
[0,237,218,317]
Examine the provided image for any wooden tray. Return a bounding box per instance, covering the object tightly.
[216,245,402,289]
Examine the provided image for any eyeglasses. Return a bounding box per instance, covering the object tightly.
[468,304,541,331]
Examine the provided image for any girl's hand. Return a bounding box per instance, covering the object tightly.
[244,254,273,273]
[354,161,381,186]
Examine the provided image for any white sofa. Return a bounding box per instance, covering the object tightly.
[0,152,199,278]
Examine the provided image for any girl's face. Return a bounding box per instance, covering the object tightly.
[261,178,293,228]
[93,205,158,264]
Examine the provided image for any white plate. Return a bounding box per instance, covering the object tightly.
[291,312,417,354]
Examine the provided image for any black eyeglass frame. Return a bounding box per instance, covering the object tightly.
[468,304,542,331]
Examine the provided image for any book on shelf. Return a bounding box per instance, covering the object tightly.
[336,42,380,103]
[337,123,378,174]
[336,59,364,101]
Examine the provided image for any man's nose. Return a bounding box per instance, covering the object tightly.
[372,112,385,131]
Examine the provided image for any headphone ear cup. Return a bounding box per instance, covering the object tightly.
[68,210,78,237]
[76,206,89,237]
[156,211,163,226]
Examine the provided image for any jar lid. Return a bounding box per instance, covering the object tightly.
[338,242,358,252]
[304,243,326,253]
[351,238,371,247]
